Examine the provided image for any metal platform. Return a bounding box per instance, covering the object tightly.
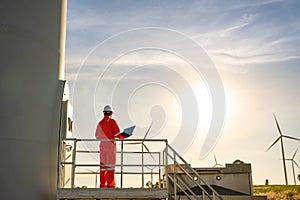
[57,188,168,199]
[58,138,225,200]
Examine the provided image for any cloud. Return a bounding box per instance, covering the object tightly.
[225,0,284,11]
[66,50,201,81]
[66,0,300,76]
[185,7,300,71]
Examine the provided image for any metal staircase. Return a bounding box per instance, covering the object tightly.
[164,144,223,200]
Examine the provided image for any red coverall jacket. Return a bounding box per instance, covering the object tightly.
[95,116,125,188]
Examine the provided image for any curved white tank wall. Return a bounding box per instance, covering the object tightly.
[0,0,66,199]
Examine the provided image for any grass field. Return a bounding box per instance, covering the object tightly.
[254,185,300,200]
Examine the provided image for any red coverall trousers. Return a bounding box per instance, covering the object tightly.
[95,116,124,188]
[100,141,116,188]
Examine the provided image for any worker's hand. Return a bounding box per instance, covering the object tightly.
[121,132,131,137]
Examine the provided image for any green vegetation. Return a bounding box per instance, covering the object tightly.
[254,185,300,200]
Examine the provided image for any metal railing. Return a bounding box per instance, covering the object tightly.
[58,138,223,199]
[59,138,166,189]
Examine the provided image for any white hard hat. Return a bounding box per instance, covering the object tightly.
[103,105,113,112]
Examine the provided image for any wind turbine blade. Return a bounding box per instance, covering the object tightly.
[266,137,281,152]
[213,164,223,168]
[143,121,153,140]
[142,143,156,161]
[292,148,298,159]
[282,135,300,141]
[214,154,217,164]
[273,114,283,136]
[294,161,300,169]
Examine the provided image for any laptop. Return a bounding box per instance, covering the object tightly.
[121,125,136,137]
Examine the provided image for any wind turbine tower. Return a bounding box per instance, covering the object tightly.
[285,148,300,185]
[0,0,67,199]
[266,114,300,185]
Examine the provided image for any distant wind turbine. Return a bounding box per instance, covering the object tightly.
[126,122,156,161]
[285,148,300,185]
[266,114,300,185]
[213,153,223,168]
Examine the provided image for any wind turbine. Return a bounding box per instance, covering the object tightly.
[126,122,156,188]
[285,148,300,185]
[213,153,223,168]
[126,122,156,161]
[266,114,300,185]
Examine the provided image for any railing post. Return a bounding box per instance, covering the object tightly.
[95,168,99,188]
[71,139,77,188]
[159,151,161,188]
[120,140,124,188]
[165,141,169,199]
[141,144,144,188]
[174,154,177,200]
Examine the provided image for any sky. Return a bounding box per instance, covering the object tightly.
[65,0,300,186]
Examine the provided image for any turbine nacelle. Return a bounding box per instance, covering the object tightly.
[266,114,300,152]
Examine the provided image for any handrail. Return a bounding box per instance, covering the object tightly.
[67,138,168,142]
[60,138,166,189]
[164,144,223,200]
[58,138,223,199]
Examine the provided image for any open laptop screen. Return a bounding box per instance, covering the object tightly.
[122,125,136,137]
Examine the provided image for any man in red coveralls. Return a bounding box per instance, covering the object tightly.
[95,105,126,188]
